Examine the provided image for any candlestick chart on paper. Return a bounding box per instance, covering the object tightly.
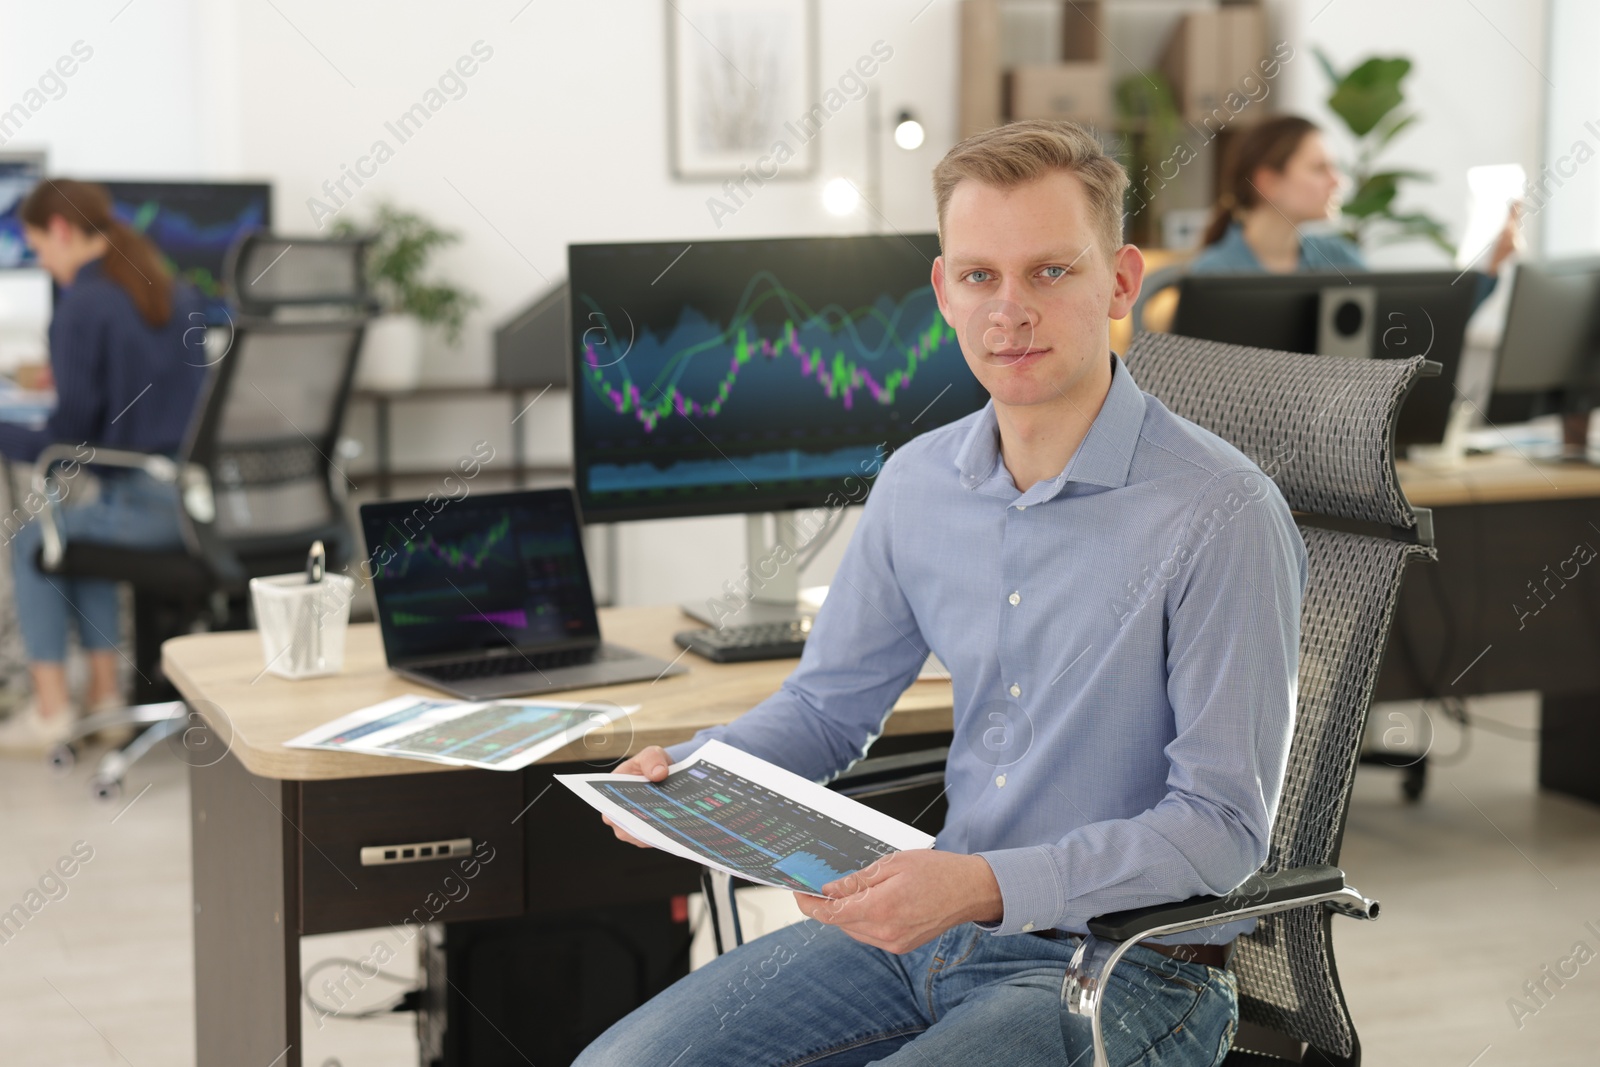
[596,755,899,892]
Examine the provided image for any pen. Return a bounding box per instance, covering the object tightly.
[305,540,325,671]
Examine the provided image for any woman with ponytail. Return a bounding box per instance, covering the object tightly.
[1191,115,1517,306]
[0,179,207,753]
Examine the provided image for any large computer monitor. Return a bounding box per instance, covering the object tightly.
[0,153,46,270]
[1485,257,1600,455]
[569,233,988,624]
[96,180,272,324]
[1172,270,1479,450]
[569,234,987,523]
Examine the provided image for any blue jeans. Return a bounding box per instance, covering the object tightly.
[574,919,1238,1067]
[8,472,186,663]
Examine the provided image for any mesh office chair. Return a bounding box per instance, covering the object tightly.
[38,236,371,799]
[702,334,1439,1067]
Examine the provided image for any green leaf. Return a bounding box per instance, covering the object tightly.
[1374,211,1454,255]
[1327,56,1412,137]
[1373,111,1420,152]
[1365,168,1435,185]
[1341,173,1401,218]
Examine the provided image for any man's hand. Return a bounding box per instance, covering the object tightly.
[601,745,672,849]
[793,850,1004,955]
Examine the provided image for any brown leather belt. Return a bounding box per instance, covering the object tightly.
[1029,928,1230,969]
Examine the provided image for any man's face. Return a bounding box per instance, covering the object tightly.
[932,170,1141,412]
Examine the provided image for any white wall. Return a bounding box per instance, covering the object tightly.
[1542,0,1600,256]
[0,0,206,174]
[0,0,1561,606]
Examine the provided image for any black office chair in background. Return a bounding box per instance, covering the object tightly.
[702,333,1440,1066]
[40,235,372,798]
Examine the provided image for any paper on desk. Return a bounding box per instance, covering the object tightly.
[283,693,641,771]
[557,739,935,896]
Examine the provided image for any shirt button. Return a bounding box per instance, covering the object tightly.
[1016,505,1027,511]
[1021,920,1034,931]
[1008,591,1021,606]
[1009,683,1021,697]
[996,774,1007,787]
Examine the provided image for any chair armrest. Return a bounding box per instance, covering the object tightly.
[828,746,948,799]
[33,444,180,492]
[31,445,216,573]
[31,445,178,570]
[1085,865,1374,942]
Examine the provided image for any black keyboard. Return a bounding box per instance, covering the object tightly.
[420,646,602,681]
[674,620,811,663]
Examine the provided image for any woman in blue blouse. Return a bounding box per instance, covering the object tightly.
[1191,115,1517,306]
[0,180,206,753]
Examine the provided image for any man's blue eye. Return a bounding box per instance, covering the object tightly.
[1041,266,1067,279]
[966,271,990,283]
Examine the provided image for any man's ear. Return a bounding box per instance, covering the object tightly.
[931,255,948,320]
[1107,244,1145,322]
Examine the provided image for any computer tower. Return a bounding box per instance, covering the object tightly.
[418,899,693,1066]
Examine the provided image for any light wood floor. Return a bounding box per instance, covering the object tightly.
[0,693,1596,1065]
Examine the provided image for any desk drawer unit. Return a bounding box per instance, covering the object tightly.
[298,770,526,936]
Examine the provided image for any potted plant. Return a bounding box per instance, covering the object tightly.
[1314,51,1452,257]
[1112,70,1185,248]
[332,203,477,390]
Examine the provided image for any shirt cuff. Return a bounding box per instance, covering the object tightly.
[661,738,704,766]
[973,845,1065,936]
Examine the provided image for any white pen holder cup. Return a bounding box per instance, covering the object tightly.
[249,572,357,680]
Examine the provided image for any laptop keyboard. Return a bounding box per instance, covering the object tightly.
[421,646,608,681]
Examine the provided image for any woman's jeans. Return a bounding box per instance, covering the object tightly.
[574,918,1238,1067]
[9,471,187,663]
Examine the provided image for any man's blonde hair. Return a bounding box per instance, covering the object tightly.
[932,119,1129,263]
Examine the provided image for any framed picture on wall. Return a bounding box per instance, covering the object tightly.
[665,0,819,181]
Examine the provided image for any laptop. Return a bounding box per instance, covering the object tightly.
[359,488,687,699]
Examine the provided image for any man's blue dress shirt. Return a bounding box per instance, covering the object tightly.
[0,256,207,464]
[666,355,1308,945]
[1190,219,1497,310]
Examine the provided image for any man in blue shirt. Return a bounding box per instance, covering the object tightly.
[576,119,1307,1067]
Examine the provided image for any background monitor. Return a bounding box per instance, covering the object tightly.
[1171,270,1480,449]
[96,180,272,324]
[0,152,46,270]
[1485,256,1600,425]
[568,234,988,523]
[495,278,568,389]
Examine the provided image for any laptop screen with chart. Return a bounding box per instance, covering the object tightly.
[360,489,602,666]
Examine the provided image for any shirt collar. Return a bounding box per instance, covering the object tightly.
[955,354,1145,500]
[1220,221,1263,269]
[70,254,107,287]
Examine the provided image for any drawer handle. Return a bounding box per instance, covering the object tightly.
[359,837,473,867]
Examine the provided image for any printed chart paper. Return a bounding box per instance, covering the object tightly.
[557,740,935,896]
[284,694,639,771]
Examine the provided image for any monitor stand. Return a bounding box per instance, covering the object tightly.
[1406,398,1475,468]
[678,511,820,628]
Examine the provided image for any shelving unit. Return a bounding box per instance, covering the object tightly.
[958,0,1282,247]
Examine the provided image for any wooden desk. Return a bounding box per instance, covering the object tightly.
[164,605,955,1067]
[1384,453,1600,803]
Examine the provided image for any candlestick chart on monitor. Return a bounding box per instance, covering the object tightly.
[568,234,988,522]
